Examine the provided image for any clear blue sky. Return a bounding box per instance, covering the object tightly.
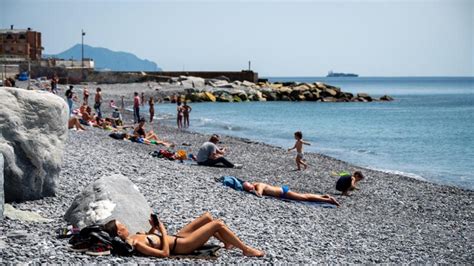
[1,0,473,76]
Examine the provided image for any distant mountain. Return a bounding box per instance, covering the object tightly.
[44,44,161,71]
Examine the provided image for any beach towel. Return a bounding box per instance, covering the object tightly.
[109,132,127,140]
[279,198,336,208]
[150,150,175,160]
[172,244,221,259]
[177,160,198,165]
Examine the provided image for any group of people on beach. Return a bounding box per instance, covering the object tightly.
[99,132,364,258]
[63,85,177,149]
[58,82,365,259]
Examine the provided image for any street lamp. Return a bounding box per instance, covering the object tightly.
[81,29,86,80]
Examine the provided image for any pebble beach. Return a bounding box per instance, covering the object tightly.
[0,83,472,264]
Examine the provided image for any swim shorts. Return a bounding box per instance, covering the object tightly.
[281,185,290,198]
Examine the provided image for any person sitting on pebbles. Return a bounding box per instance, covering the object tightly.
[241,180,340,206]
[68,117,86,131]
[335,171,365,196]
[196,134,242,168]
[103,212,264,257]
[133,118,174,147]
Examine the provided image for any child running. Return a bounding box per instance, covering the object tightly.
[288,131,311,170]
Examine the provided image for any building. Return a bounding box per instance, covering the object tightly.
[0,25,43,60]
[40,58,95,69]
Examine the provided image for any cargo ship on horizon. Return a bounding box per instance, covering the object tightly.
[326,71,358,77]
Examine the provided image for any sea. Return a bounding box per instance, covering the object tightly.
[149,77,474,190]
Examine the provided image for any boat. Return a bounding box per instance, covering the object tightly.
[326,71,358,77]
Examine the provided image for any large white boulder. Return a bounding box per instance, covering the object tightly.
[64,174,152,234]
[0,154,4,220]
[187,76,206,88]
[0,87,68,202]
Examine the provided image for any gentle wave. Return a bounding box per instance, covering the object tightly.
[196,117,246,131]
[367,167,427,181]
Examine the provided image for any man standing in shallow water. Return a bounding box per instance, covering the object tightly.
[182,101,192,128]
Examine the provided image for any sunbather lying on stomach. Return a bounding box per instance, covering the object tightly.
[242,181,340,206]
[103,212,264,257]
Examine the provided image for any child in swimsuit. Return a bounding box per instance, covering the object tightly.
[288,131,311,170]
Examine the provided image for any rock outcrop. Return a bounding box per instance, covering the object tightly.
[380,95,394,101]
[3,204,52,223]
[0,87,69,202]
[64,174,152,233]
[165,77,393,103]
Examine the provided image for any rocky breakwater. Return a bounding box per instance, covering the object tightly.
[0,87,69,208]
[164,76,394,103]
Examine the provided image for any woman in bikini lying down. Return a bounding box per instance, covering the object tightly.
[242,181,340,206]
[103,212,264,257]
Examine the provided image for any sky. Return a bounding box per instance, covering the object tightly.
[1,0,473,77]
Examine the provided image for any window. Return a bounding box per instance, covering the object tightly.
[6,34,13,39]
[19,34,26,39]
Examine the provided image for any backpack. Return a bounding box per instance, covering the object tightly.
[175,149,187,160]
[68,224,134,256]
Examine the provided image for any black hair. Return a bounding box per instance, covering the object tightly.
[139,117,146,123]
[294,131,303,139]
[103,219,118,238]
[134,92,138,96]
[353,171,364,179]
[210,134,220,142]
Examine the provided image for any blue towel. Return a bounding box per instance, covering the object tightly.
[280,198,336,208]
[221,176,244,191]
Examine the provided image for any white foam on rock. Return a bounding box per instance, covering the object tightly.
[85,200,116,224]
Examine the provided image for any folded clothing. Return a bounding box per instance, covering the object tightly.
[219,176,245,191]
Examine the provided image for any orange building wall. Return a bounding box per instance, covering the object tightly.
[0,30,42,60]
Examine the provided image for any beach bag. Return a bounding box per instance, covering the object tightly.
[69,224,134,256]
[175,149,187,160]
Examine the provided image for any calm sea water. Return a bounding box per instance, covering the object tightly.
[151,77,474,190]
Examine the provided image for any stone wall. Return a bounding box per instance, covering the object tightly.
[154,71,258,82]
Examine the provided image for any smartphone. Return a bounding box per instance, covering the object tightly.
[151,213,160,226]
